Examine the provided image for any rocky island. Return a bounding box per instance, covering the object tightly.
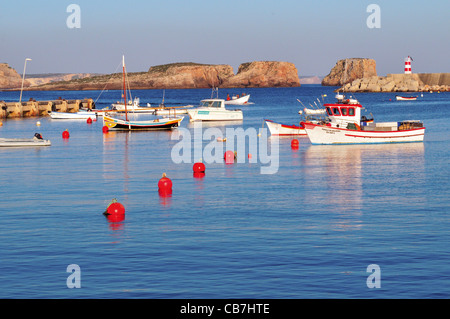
[0,61,300,91]
[322,58,450,92]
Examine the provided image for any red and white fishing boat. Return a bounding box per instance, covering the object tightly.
[265,119,306,136]
[396,95,418,101]
[302,94,425,145]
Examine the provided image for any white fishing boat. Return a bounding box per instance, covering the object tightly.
[49,111,97,120]
[187,99,243,122]
[396,95,418,101]
[224,94,251,105]
[154,105,194,116]
[103,56,184,131]
[302,95,425,145]
[0,133,51,147]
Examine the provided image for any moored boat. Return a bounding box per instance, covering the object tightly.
[0,133,51,147]
[187,99,243,122]
[396,95,418,101]
[302,95,425,145]
[225,94,250,105]
[49,111,97,120]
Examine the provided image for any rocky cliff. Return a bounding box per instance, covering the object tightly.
[222,61,300,88]
[26,73,99,86]
[0,63,30,89]
[322,58,377,86]
[14,61,300,91]
[337,73,450,92]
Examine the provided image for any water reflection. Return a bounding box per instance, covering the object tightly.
[303,143,425,230]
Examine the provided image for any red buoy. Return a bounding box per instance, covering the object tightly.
[193,162,205,173]
[158,173,172,192]
[107,202,125,216]
[224,150,235,164]
[291,139,299,149]
[87,117,93,124]
[102,125,109,133]
[103,199,125,222]
[62,129,70,139]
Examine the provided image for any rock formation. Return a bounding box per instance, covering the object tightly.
[12,61,300,91]
[25,73,99,86]
[322,58,377,86]
[337,73,450,92]
[222,61,300,88]
[0,63,30,89]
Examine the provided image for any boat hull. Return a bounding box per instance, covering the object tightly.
[49,111,97,120]
[303,122,425,145]
[103,115,183,131]
[265,119,306,136]
[396,96,418,101]
[224,95,250,105]
[187,109,243,122]
[0,138,51,147]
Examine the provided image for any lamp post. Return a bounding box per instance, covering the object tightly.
[19,58,32,104]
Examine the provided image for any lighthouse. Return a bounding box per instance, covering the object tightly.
[404,56,412,74]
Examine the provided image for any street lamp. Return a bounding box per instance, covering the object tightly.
[19,58,32,104]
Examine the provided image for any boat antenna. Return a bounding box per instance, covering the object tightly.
[122,55,128,121]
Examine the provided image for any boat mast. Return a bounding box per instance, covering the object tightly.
[122,55,128,121]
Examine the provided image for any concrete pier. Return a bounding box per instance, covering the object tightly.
[0,98,94,118]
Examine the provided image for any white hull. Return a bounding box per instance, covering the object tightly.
[224,95,250,105]
[265,120,306,136]
[0,137,51,147]
[154,107,192,116]
[49,111,97,120]
[303,122,425,145]
[396,96,418,101]
[187,108,243,122]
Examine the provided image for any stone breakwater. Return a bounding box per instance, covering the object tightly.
[337,73,450,92]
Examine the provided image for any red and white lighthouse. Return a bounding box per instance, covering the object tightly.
[404,56,412,74]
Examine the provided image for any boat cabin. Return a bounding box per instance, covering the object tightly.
[199,99,226,109]
[323,94,363,129]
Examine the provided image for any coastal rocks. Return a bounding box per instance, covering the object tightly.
[146,63,235,89]
[221,61,300,88]
[322,58,377,86]
[0,63,30,89]
[338,73,450,92]
[16,61,300,90]
[25,73,98,87]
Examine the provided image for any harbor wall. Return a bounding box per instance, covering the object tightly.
[0,98,94,118]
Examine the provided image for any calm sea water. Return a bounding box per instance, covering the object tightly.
[0,86,449,299]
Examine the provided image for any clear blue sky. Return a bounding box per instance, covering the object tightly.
[1,0,449,76]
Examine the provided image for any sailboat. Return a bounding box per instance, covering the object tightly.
[103,56,184,130]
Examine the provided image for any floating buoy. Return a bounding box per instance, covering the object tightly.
[103,198,125,222]
[158,173,172,192]
[36,121,41,126]
[291,139,299,149]
[102,125,109,133]
[87,117,92,124]
[0,121,3,127]
[224,150,235,164]
[248,153,252,159]
[62,129,70,139]
[193,162,205,173]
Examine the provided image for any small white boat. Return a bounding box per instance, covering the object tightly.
[265,119,306,136]
[396,95,418,101]
[49,111,97,120]
[112,97,155,113]
[187,99,243,122]
[302,95,425,145]
[0,133,51,147]
[224,94,250,105]
[154,105,194,116]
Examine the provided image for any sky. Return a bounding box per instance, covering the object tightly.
[1,0,449,77]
